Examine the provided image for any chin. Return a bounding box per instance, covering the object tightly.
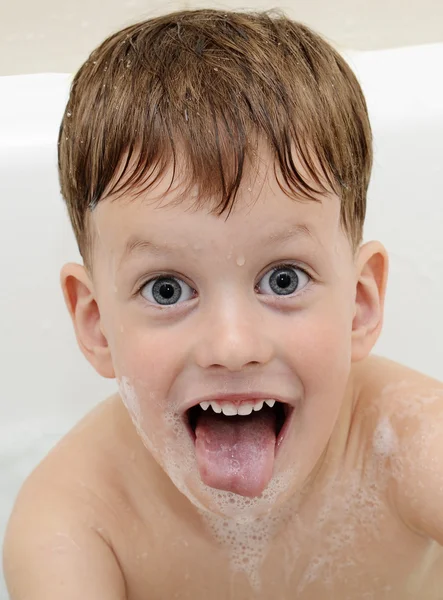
[161,460,298,523]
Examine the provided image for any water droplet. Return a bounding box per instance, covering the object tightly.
[236,255,245,266]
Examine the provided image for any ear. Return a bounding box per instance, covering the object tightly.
[351,241,389,362]
[60,263,115,378]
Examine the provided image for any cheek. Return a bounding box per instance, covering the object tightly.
[112,323,179,382]
[110,324,171,414]
[283,295,354,398]
[288,292,352,351]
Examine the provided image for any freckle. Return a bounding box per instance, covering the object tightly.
[236,255,245,266]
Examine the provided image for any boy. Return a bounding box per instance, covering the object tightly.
[3,8,443,599]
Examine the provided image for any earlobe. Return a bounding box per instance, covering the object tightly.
[60,263,115,379]
[351,241,389,362]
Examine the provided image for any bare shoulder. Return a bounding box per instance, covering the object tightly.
[358,354,443,543]
[2,395,132,599]
[355,354,443,422]
[356,353,442,394]
[4,393,139,551]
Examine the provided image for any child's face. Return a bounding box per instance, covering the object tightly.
[90,147,359,518]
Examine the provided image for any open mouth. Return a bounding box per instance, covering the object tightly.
[186,399,292,452]
[184,398,294,497]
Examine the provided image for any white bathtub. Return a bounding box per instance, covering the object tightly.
[1,43,442,599]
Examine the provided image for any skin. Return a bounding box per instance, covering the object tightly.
[3,145,443,599]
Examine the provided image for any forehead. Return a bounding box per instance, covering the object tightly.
[90,144,344,262]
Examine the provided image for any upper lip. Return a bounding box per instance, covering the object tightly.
[181,392,295,415]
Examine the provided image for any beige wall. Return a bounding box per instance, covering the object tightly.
[1,0,443,75]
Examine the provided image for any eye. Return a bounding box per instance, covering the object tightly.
[257,264,310,297]
[140,276,194,306]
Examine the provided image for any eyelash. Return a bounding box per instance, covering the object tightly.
[135,262,313,305]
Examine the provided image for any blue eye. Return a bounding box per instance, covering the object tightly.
[140,276,194,306]
[258,264,310,296]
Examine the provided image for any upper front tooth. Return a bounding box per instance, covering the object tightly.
[221,404,238,416]
[210,401,222,413]
[238,403,254,416]
[198,399,275,416]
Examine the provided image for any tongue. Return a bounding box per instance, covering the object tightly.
[194,407,277,497]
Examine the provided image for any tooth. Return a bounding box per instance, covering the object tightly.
[200,401,210,411]
[210,401,222,414]
[221,404,238,416]
[253,400,264,412]
[265,399,276,408]
[238,403,254,416]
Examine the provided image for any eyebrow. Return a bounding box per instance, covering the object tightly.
[267,223,314,244]
[119,223,314,267]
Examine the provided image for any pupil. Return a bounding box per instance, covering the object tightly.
[160,283,175,299]
[269,268,298,295]
[152,278,182,305]
[277,273,291,288]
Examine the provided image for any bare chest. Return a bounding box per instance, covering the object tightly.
[113,488,443,600]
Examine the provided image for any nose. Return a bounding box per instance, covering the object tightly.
[193,296,274,371]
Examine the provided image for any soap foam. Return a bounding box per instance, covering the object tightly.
[117,376,301,590]
[197,470,296,591]
[294,467,385,593]
[377,382,443,484]
[372,415,398,459]
[118,376,143,425]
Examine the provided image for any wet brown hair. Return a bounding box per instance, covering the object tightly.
[58,8,372,271]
